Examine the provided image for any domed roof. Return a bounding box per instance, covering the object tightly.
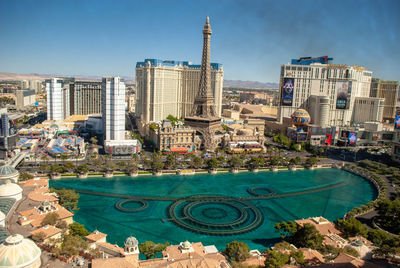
[0,180,22,197]
[0,234,41,267]
[125,236,138,247]
[291,109,310,126]
[0,165,18,177]
[182,240,191,249]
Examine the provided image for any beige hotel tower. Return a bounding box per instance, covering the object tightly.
[135,43,223,123]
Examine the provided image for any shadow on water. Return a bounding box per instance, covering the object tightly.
[252,237,282,249]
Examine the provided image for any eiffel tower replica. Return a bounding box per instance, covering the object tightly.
[185,16,222,151]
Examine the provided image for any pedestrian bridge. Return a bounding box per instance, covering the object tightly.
[7,152,28,168]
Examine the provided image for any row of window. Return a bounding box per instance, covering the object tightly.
[162,137,191,144]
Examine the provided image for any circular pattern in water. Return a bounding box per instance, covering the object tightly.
[114,199,148,213]
[167,195,263,236]
[247,187,275,197]
[201,207,228,219]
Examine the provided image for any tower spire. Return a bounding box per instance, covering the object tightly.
[191,16,217,118]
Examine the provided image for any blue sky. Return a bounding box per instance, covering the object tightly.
[0,0,399,83]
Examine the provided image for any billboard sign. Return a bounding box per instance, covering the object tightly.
[336,81,352,109]
[395,113,400,130]
[348,132,357,145]
[281,78,294,106]
[325,134,332,145]
[297,132,308,142]
[106,144,139,155]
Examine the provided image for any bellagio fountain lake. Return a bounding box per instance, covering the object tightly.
[49,168,377,250]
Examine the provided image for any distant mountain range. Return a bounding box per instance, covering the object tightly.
[223,80,278,89]
[0,72,135,83]
[0,72,279,89]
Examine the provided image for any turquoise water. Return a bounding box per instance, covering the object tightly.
[49,169,377,251]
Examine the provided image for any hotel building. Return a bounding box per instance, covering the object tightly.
[46,78,64,121]
[46,78,103,120]
[370,78,399,123]
[135,59,223,124]
[69,81,102,115]
[102,77,126,141]
[278,56,383,127]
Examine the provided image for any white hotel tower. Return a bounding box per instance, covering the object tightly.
[46,78,64,121]
[102,77,126,142]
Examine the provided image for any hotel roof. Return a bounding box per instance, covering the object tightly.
[295,217,342,236]
[19,203,73,227]
[86,230,107,242]
[19,178,49,188]
[30,225,62,239]
[27,187,58,203]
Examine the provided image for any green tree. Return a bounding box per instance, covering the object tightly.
[64,161,75,172]
[190,156,202,169]
[264,250,289,268]
[92,158,103,171]
[290,143,302,152]
[290,250,305,265]
[68,222,90,238]
[61,235,87,257]
[305,156,318,167]
[224,241,250,262]
[31,231,46,243]
[127,159,139,173]
[165,154,177,169]
[19,172,34,181]
[273,133,291,147]
[90,136,98,146]
[289,157,301,165]
[336,218,367,238]
[367,228,391,247]
[139,241,170,259]
[50,188,80,211]
[104,160,116,172]
[292,223,324,250]
[206,158,219,170]
[49,164,63,175]
[342,246,360,258]
[149,123,159,130]
[247,156,264,170]
[274,221,298,239]
[151,152,164,172]
[60,153,69,164]
[41,155,49,165]
[41,212,59,226]
[39,164,49,173]
[376,199,400,234]
[166,114,179,126]
[228,156,243,169]
[116,161,127,171]
[269,156,281,166]
[76,164,89,174]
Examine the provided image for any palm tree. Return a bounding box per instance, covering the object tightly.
[41,155,49,165]
[150,152,164,173]
[127,159,139,175]
[228,156,243,170]
[90,136,98,146]
[74,154,80,166]
[60,153,69,164]
[33,154,38,166]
